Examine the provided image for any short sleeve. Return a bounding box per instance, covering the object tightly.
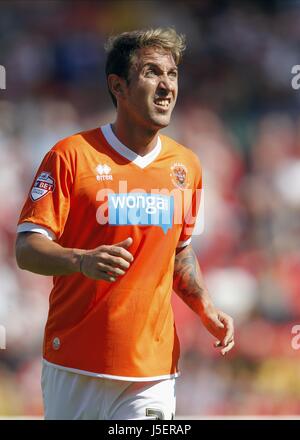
[17,150,73,240]
[177,158,203,248]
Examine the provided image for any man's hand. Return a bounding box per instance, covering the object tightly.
[80,237,134,282]
[15,232,134,279]
[200,306,234,355]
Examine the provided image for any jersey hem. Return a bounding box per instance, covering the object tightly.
[42,359,181,382]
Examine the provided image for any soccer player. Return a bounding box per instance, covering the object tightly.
[15,28,234,420]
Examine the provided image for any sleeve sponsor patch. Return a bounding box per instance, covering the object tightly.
[30,171,55,201]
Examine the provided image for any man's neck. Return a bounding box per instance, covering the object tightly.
[111,118,160,157]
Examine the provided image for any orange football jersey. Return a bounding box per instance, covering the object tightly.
[17,124,202,380]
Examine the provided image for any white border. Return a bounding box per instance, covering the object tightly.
[101,124,161,169]
[176,237,192,249]
[17,222,56,240]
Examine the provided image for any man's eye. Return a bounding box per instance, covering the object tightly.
[145,69,156,76]
[169,71,178,78]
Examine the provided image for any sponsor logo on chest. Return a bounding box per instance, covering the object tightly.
[108,193,174,234]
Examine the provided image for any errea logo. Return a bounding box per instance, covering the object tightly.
[96,164,113,181]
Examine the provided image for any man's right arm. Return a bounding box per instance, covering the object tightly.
[15,232,134,282]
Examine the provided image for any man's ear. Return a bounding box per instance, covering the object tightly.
[107,74,126,103]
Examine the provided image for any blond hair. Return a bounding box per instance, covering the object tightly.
[105,27,186,107]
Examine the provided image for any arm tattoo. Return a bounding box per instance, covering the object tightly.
[173,246,206,313]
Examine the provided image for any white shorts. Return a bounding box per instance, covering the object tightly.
[41,361,176,420]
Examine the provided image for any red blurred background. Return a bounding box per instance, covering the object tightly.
[0,0,300,417]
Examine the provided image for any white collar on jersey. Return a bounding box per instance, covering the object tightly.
[100,123,162,169]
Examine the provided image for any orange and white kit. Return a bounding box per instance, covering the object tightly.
[17,124,202,380]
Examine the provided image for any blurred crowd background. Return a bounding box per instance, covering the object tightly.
[1,0,300,417]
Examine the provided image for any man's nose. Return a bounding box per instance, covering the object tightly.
[158,74,174,92]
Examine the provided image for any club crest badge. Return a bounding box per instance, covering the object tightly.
[170,163,189,189]
[30,171,55,201]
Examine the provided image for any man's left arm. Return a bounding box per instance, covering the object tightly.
[173,244,235,355]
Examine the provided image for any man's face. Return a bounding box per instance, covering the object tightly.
[122,47,178,130]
